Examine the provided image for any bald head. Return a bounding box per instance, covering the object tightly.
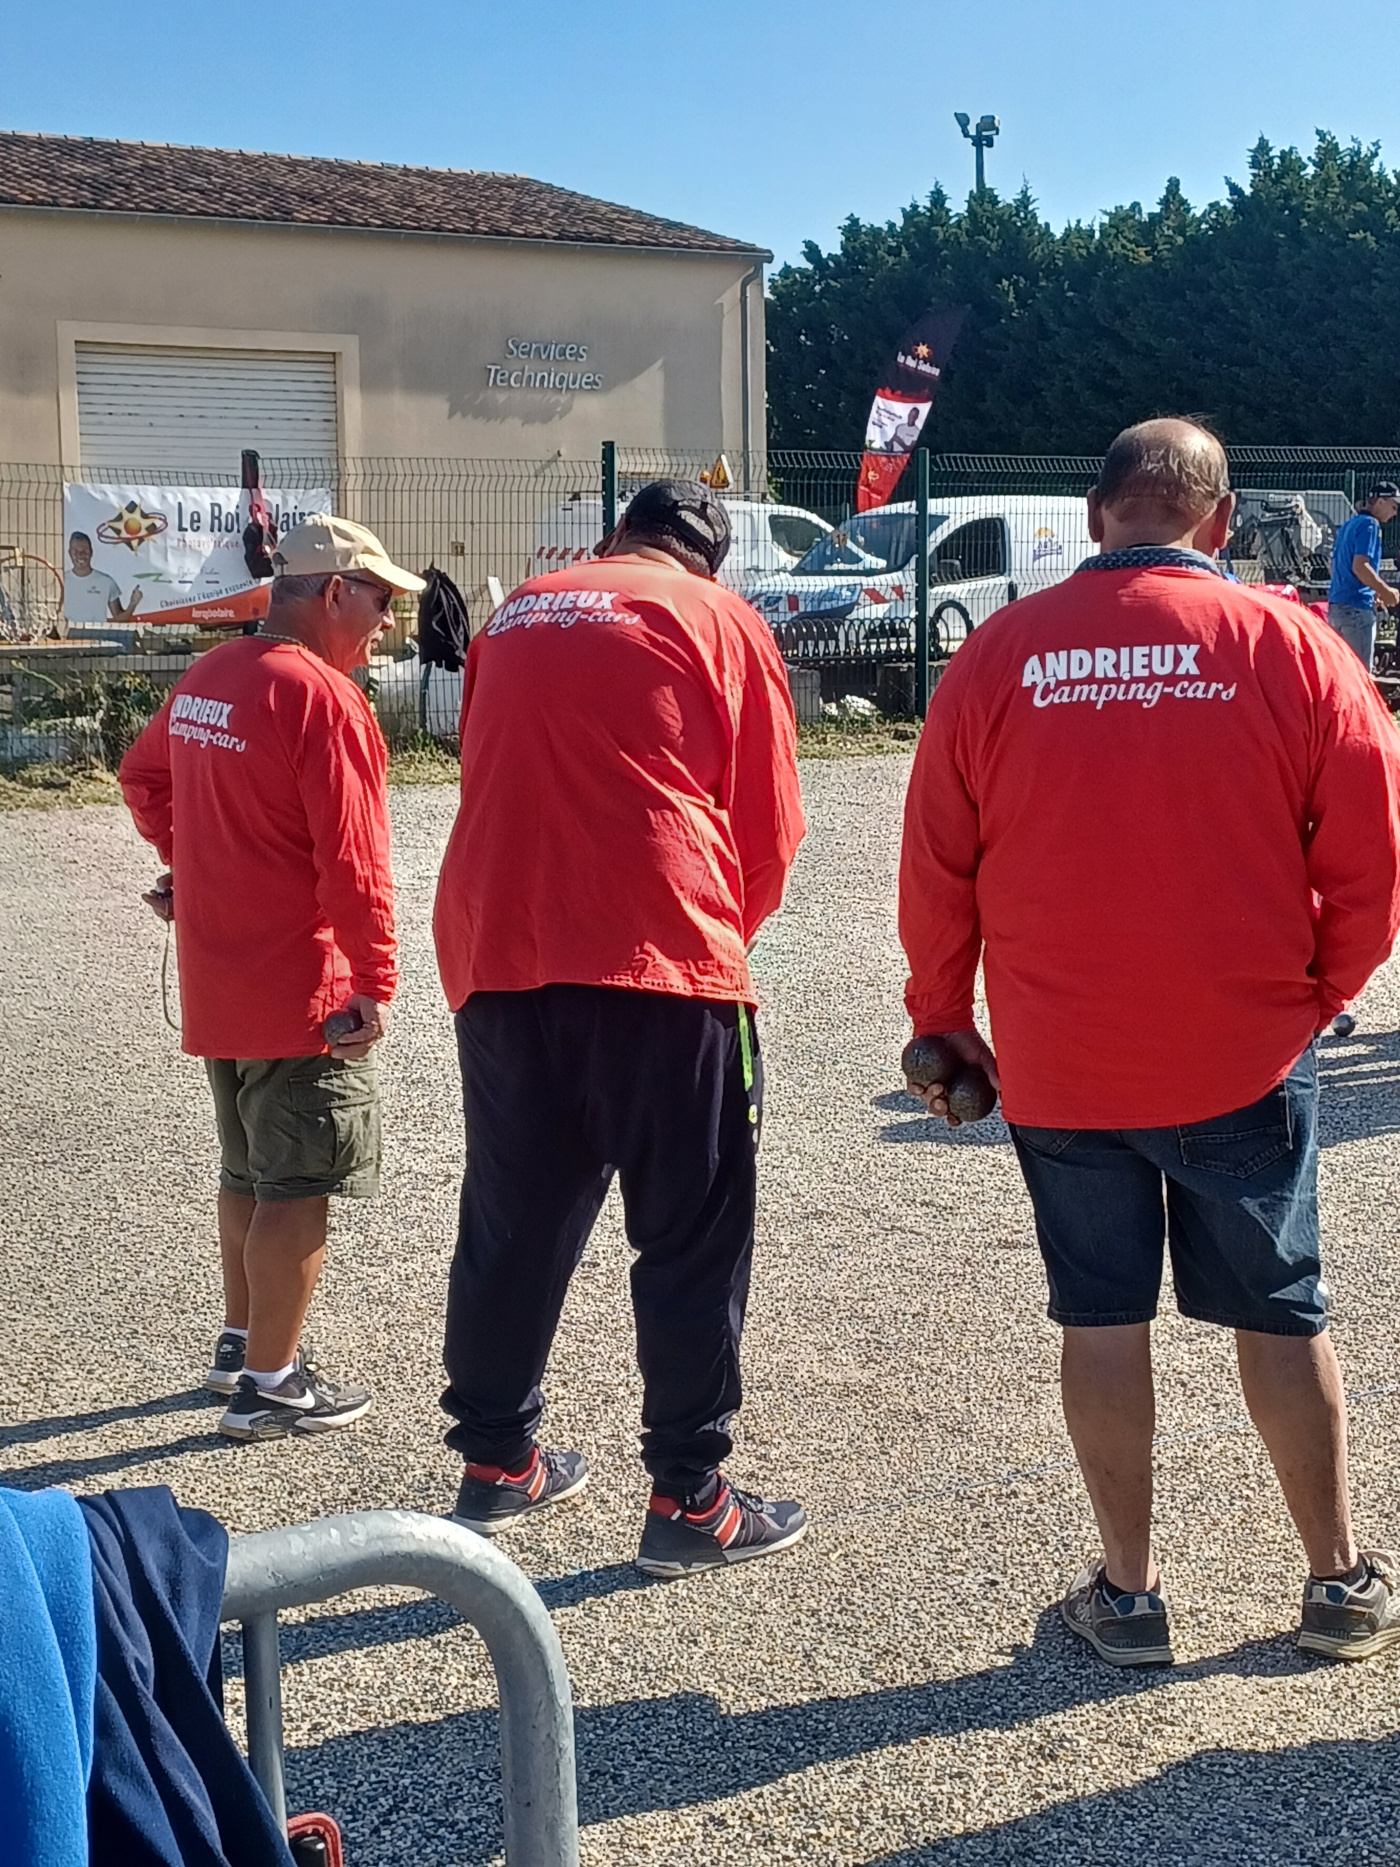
[1088,418,1234,555]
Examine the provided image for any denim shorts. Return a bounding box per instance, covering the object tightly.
[1009,1050,1324,1335]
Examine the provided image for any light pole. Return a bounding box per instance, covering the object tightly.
[954,112,1000,194]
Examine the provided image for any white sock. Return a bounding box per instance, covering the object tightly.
[222,1325,249,1340]
[244,1362,295,1391]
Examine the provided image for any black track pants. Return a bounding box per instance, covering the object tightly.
[441,984,762,1492]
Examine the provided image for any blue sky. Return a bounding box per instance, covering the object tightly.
[6,1,1396,270]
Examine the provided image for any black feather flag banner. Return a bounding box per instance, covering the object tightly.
[856,306,967,512]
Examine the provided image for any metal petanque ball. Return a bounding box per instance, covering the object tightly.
[946,1066,998,1123]
[1332,1013,1357,1038]
[901,1036,997,1124]
[901,1034,961,1089]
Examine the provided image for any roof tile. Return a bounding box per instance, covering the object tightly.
[0,131,767,256]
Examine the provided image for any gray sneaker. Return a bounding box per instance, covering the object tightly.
[1298,1550,1400,1660]
[1060,1559,1174,1666]
[205,1329,246,1396]
[217,1351,371,1441]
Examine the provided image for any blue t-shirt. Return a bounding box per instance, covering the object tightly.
[1330,511,1383,608]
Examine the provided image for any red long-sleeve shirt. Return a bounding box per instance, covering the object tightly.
[900,565,1400,1128]
[433,554,805,1009]
[121,636,397,1058]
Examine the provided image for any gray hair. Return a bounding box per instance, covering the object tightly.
[268,572,333,608]
[1095,418,1231,524]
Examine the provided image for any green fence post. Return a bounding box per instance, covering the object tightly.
[601,441,617,536]
[914,449,931,718]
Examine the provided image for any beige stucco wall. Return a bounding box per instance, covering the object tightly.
[0,208,766,465]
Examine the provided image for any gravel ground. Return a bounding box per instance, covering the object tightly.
[2,756,1398,1866]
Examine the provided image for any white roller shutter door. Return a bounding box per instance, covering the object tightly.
[75,344,338,470]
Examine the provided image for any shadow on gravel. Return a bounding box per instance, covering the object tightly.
[866,1730,1400,1865]
[873,1084,1012,1148]
[1316,1028,1400,1146]
[0,1431,232,1491]
[0,1388,214,1448]
[878,1114,1011,1147]
[283,1612,1333,1867]
[221,1563,652,1679]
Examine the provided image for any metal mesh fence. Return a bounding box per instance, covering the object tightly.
[5,445,1400,767]
[0,456,607,640]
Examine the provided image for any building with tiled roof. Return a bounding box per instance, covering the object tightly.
[0,130,769,470]
[0,131,767,255]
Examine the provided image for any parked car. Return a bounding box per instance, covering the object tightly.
[530,493,832,597]
[746,496,1095,659]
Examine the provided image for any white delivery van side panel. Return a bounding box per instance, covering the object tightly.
[532,496,606,577]
[529,497,832,596]
[1010,500,1094,590]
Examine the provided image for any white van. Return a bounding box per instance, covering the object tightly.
[530,493,832,597]
[373,497,833,745]
[746,495,1096,658]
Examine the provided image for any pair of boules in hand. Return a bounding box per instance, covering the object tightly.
[902,1033,998,1126]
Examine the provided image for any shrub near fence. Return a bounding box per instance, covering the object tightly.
[5,446,1400,767]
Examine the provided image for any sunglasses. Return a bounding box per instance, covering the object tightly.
[340,574,396,614]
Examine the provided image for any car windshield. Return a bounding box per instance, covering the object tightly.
[793,510,939,576]
[768,513,827,559]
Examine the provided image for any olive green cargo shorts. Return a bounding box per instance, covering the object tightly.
[205,1054,381,1201]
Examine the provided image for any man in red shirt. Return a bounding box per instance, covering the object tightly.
[433,480,807,1575]
[901,419,1400,1664]
[121,516,421,1441]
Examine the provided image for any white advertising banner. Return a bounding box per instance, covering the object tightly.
[862,392,932,455]
[62,484,332,630]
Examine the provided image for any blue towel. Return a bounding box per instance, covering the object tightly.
[78,1486,292,1867]
[0,1486,97,1867]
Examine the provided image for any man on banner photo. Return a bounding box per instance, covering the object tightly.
[63,530,141,632]
[61,483,332,632]
[866,396,932,455]
[856,307,967,512]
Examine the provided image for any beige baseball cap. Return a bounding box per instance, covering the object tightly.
[272,514,426,594]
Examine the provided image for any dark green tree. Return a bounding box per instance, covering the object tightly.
[766,135,1400,453]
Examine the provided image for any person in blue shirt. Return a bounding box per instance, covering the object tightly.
[1328,483,1400,668]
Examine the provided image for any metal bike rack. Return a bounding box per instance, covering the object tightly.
[222,1509,579,1867]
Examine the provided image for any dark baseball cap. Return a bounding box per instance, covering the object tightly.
[1370,481,1400,503]
[623,479,732,574]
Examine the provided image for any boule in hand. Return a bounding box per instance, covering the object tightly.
[946,1065,997,1124]
[323,1008,364,1046]
[901,1034,961,1089]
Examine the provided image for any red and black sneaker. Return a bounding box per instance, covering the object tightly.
[451,1447,589,1536]
[636,1477,807,1578]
